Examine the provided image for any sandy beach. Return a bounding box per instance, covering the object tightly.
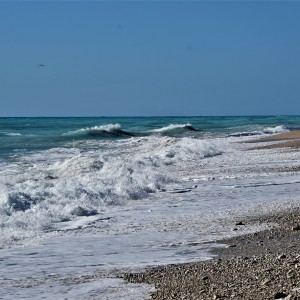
[121,131,300,300]
[247,130,300,149]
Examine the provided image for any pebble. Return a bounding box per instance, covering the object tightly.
[278,254,287,260]
[292,225,300,231]
[262,279,271,286]
[274,292,288,299]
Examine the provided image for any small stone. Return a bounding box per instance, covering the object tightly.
[292,225,300,231]
[278,254,287,260]
[262,279,271,286]
[274,292,288,299]
[290,260,299,265]
[263,268,274,272]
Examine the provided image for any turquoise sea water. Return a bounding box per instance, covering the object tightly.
[1,116,300,160]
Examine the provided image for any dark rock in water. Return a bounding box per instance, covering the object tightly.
[71,206,97,217]
[274,292,287,299]
[235,221,245,226]
[45,175,58,180]
[61,217,71,222]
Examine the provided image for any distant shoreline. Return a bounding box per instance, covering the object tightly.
[247,130,300,149]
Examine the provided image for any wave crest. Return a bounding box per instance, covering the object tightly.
[229,125,289,137]
[263,125,288,134]
[63,124,134,138]
[0,132,22,137]
[0,136,223,247]
[149,123,198,135]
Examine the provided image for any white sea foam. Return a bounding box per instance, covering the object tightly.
[229,125,289,137]
[263,125,288,134]
[1,132,22,136]
[0,136,221,248]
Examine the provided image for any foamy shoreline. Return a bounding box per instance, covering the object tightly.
[122,132,300,299]
[123,206,300,299]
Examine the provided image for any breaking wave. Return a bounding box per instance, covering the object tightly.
[0,132,22,137]
[0,136,222,247]
[228,125,289,137]
[149,124,198,135]
[62,123,200,140]
[262,125,288,134]
[63,124,134,138]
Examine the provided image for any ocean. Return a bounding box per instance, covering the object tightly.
[1,116,300,299]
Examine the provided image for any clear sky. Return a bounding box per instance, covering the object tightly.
[1,1,300,117]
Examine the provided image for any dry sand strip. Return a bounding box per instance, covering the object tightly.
[121,210,300,300]
[246,130,300,150]
[248,131,300,143]
[249,140,300,150]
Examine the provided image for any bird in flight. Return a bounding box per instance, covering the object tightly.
[37,64,45,67]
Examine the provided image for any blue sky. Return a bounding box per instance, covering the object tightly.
[1,1,300,117]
